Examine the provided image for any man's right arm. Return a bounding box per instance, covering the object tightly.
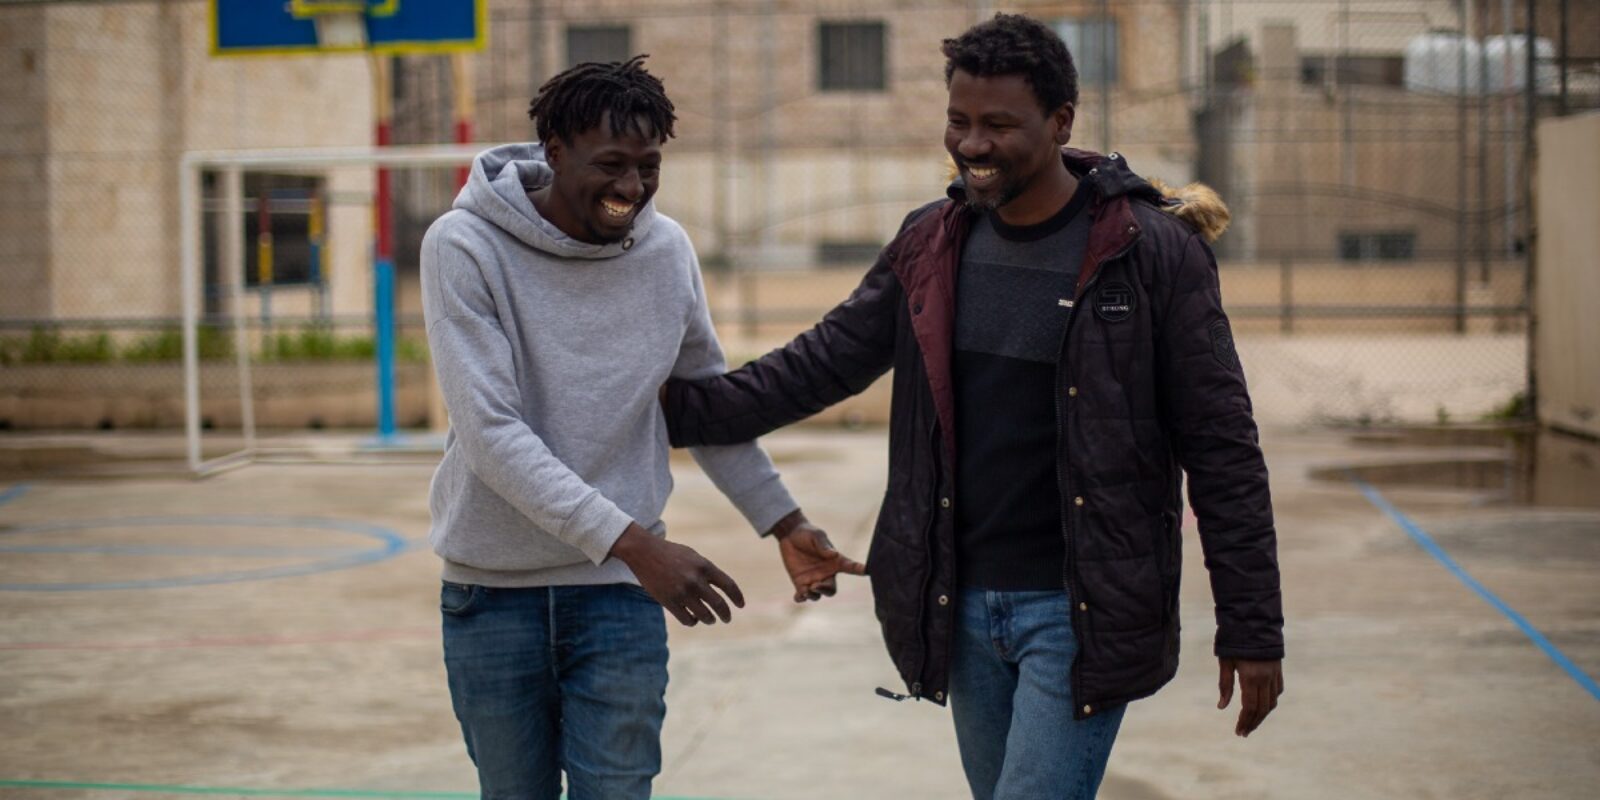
[662,210,927,447]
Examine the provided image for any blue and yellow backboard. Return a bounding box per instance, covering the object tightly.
[212,0,487,56]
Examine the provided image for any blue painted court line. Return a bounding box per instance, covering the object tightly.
[0,778,737,800]
[0,483,28,507]
[1355,479,1600,702]
[0,515,413,592]
[0,543,370,558]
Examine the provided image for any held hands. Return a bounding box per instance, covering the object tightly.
[768,510,868,603]
[609,523,745,627]
[1218,657,1284,737]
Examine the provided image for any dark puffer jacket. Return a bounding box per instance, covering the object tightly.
[664,149,1283,718]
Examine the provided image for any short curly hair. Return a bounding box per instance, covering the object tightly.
[527,54,677,145]
[941,13,1079,112]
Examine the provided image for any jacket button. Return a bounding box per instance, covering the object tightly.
[940,497,951,509]
[1126,225,1137,234]
[938,594,949,606]
[913,303,923,314]
[935,691,945,701]
[1067,386,1078,398]
[1079,601,1088,611]
[1109,152,1120,160]
[622,237,635,250]
[1083,704,1093,714]
[1073,496,1084,507]
[911,682,922,695]
[1088,167,1099,175]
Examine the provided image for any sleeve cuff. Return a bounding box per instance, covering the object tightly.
[562,491,635,565]
[727,474,799,536]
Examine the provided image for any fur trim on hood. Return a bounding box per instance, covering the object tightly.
[942,151,1231,243]
[1147,177,1230,243]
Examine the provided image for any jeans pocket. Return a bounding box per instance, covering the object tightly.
[440,581,483,617]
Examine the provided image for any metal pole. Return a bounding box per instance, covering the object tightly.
[1478,0,1491,287]
[1502,0,1517,261]
[1523,0,1539,421]
[373,55,397,440]
[1098,0,1112,151]
[1456,0,1471,334]
[1558,0,1568,114]
[224,166,256,453]
[451,53,475,190]
[1280,257,1294,334]
[181,160,202,473]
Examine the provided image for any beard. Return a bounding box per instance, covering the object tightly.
[962,180,1025,211]
[956,159,1027,212]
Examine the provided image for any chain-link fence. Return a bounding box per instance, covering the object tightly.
[3,0,1595,432]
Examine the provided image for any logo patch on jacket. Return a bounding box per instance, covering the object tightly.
[1209,318,1239,369]
[1094,281,1135,322]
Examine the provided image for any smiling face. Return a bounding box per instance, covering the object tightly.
[542,112,662,244]
[944,69,1075,219]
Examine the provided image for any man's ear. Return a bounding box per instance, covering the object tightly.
[1053,103,1076,146]
[545,137,565,171]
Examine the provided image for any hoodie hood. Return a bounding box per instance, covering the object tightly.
[454,142,658,259]
[945,147,1231,242]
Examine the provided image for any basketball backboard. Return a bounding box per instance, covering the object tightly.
[211,0,486,56]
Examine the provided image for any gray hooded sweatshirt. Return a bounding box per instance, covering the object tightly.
[421,143,797,588]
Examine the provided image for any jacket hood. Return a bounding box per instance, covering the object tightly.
[944,147,1230,242]
[453,142,658,259]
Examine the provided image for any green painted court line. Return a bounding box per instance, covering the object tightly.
[0,780,736,800]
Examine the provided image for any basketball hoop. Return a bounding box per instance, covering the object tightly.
[290,0,368,49]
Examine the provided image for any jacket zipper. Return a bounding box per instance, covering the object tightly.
[1056,233,1140,717]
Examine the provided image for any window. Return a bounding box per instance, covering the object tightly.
[1338,231,1416,262]
[816,240,884,267]
[566,25,631,67]
[1053,18,1119,87]
[1301,55,1404,88]
[818,21,887,91]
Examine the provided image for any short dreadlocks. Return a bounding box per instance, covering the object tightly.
[941,14,1079,112]
[527,54,677,145]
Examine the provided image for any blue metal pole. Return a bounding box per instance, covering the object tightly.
[375,257,396,439]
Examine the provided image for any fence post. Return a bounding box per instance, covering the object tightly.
[1280,257,1294,334]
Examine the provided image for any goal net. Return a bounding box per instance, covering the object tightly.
[179,144,481,475]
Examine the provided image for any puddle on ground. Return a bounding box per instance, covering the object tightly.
[1311,426,1600,512]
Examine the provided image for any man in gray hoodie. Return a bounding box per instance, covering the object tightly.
[420,56,863,798]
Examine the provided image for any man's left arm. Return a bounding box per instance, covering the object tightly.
[1154,232,1285,737]
[669,251,865,601]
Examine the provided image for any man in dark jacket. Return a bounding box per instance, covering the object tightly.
[664,14,1284,799]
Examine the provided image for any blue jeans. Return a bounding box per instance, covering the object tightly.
[441,582,669,800]
[949,588,1127,800]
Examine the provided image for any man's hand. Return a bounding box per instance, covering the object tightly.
[768,511,867,603]
[1218,657,1284,737]
[609,523,744,627]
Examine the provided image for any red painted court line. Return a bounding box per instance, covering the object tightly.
[0,627,436,652]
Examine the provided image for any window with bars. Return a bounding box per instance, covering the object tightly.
[1338,230,1417,262]
[1052,18,1119,87]
[566,25,632,68]
[818,21,887,91]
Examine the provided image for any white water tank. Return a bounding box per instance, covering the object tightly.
[1404,30,1481,94]
[1484,35,1559,95]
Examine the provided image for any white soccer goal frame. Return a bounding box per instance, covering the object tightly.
[180,144,482,476]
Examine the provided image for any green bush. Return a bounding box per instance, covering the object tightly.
[0,325,424,364]
[256,327,425,363]
[122,326,234,362]
[2,328,117,364]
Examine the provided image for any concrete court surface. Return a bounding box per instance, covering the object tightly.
[0,427,1597,800]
